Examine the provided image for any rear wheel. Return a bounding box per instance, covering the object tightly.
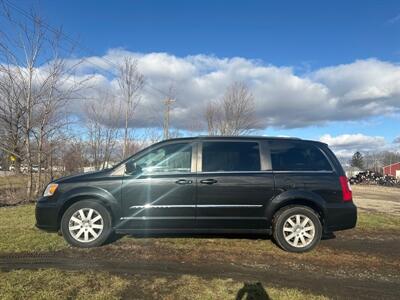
[61,200,112,248]
[273,205,322,253]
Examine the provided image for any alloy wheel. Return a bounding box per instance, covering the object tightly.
[68,208,104,243]
[282,214,315,248]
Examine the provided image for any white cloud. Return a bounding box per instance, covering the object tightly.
[320,134,386,158]
[63,51,400,130]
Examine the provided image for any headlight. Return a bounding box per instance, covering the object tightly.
[43,183,58,197]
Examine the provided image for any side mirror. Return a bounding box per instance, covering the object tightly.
[125,161,142,175]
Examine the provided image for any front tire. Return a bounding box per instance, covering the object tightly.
[273,205,322,253]
[61,200,112,248]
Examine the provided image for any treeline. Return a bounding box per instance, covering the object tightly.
[348,151,400,172]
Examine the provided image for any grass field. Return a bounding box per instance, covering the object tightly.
[0,268,330,300]
[0,269,128,300]
[1,203,399,254]
[0,185,399,299]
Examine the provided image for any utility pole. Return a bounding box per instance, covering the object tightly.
[163,98,175,140]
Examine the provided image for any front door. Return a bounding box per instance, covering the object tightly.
[119,142,197,230]
[196,141,275,229]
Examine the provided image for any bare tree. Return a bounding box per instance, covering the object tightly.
[0,6,87,198]
[117,57,144,159]
[62,138,87,175]
[85,90,121,170]
[0,9,47,198]
[0,73,25,172]
[205,101,218,136]
[32,45,88,194]
[205,81,257,136]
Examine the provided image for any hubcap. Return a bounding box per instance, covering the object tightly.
[282,214,315,248]
[68,208,103,243]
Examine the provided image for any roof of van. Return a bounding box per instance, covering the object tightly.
[162,136,326,144]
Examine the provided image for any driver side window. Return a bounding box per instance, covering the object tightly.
[126,143,193,175]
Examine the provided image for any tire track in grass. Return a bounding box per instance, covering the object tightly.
[0,255,399,300]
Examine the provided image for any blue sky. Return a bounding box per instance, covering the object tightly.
[9,0,400,155]
[25,0,400,67]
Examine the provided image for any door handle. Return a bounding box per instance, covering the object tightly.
[200,179,218,185]
[175,179,193,185]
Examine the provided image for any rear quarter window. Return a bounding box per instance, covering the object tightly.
[270,142,332,171]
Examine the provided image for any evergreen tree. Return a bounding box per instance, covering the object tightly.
[350,151,364,169]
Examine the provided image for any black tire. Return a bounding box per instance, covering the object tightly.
[61,200,113,248]
[272,205,322,253]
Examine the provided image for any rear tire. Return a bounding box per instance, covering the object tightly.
[273,205,322,253]
[61,200,113,248]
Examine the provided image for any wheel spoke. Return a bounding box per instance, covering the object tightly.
[91,224,103,229]
[301,217,310,227]
[303,226,314,232]
[79,209,86,220]
[299,235,306,245]
[283,227,293,232]
[295,215,301,225]
[91,215,102,223]
[75,228,84,238]
[84,230,89,241]
[88,228,98,238]
[293,236,299,247]
[69,225,81,231]
[87,209,94,220]
[303,232,313,239]
[70,216,82,225]
[287,218,295,227]
[285,232,296,240]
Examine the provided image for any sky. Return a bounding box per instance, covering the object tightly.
[6,0,400,157]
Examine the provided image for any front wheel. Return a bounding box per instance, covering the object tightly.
[61,200,112,248]
[272,205,322,253]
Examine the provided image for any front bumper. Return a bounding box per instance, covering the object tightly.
[35,197,60,232]
[324,202,357,232]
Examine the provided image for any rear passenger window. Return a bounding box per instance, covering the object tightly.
[270,142,332,171]
[202,142,261,172]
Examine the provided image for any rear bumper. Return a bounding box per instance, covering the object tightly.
[35,197,60,232]
[324,202,357,232]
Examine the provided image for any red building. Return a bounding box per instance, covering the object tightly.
[382,162,400,177]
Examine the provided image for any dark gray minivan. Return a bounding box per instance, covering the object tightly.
[36,136,357,252]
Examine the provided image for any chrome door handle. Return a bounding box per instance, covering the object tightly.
[200,179,218,185]
[175,179,193,185]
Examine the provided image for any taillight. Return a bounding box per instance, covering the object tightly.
[339,176,352,202]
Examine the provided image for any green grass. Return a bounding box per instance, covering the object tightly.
[0,204,396,299]
[0,269,128,300]
[0,269,327,300]
[0,204,398,254]
[132,274,328,300]
[357,211,400,231]
[0,205,67,253]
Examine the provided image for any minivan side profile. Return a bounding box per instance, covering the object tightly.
[36,136,357,252]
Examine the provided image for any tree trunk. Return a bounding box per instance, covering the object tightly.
[123,107,128,159]
[25,69,33,200]
[35,130,43,196]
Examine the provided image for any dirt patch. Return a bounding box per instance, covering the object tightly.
[0,255,398,300]
[1,228,399,300]
[323,229,400,257]
[352,185,400,216]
